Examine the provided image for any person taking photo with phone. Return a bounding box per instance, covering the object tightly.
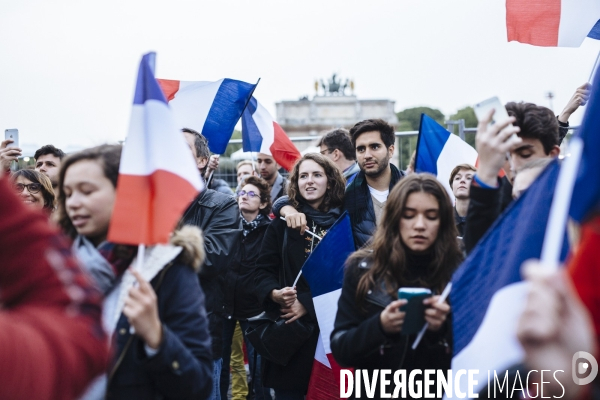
[330,174,463,399]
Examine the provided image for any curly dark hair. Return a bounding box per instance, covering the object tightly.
[56,144,122,239]
[350,173,463,306]
[238,175,272,216]
[10,169,56,212]
[34,144,65,161]
[506,102,559,154]
[349,119,396,149]
[287,153,345,212]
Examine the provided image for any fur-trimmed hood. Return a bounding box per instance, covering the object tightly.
[171,225,205,273]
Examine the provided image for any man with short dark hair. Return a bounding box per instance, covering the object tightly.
[318,128,360,184]
[34,145,65,190]
[180,127,242,400]
[463,102,561,253]
[256,152,288,202]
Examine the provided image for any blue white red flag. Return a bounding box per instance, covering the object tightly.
[415,114,478,201]
[241,97,301,171]
[447,159,569,396]
[506,0,600,47]
[300,213,354,400]
[157,78,257,154]
[569,64,600,222]
[108,53,203,245]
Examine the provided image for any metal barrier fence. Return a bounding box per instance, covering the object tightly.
[213,124,579,190]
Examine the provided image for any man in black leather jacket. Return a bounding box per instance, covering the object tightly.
[180,128,242,400]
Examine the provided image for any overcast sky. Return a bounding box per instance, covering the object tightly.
[1,0,598,152]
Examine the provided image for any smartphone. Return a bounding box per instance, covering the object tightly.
[398,287,432,335]
[474,97,518,143]
[4,129,19,148]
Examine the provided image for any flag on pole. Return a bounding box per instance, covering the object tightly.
[415,114,478,201]
[108,53,204,245]
[300,213,354,400]
[241,97,301,171]
[506,0,600,47]
[157,78,258,154]
[569,65,600,222]
[446,160,569,396]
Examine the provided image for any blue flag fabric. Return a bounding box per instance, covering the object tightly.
[589,19,600,40]
[451,159,569,355]
[569,66,600,222]
[301,212,354,297]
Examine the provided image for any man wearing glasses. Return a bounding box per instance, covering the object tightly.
[317,128,360,186]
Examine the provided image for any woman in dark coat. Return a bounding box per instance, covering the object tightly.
[56,145,213,400]
[254,153,346,400]
[330,174,463,400]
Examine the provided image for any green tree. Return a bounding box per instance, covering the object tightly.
[449,106,477,147]
[396,107,445,169]
[223,130,243,158]
[396,106,445,131]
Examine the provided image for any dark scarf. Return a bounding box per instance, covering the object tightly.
[241,213,264,237]
[73,236,136,295]
[298,201,341,227]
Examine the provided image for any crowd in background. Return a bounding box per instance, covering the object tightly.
[0,81,599,400]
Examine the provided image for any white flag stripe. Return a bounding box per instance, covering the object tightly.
[170,80,223,132]
[558,0,600,47]
[252,100,275,155]
[313,289,342,355]
[447,282,528,398]
[120,101,202,190]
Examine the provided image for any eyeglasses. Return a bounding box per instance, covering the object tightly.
[236,190,260,199]
[14,183,42,194]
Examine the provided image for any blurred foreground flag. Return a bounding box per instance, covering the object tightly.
[108,53,204,245]
[446,160,569,397]
[569,64,600,222]
[157,78,258,154]
[301,213,354,400]
[241,97,301,171]
[506,0,600,47]
[415,114,478,201]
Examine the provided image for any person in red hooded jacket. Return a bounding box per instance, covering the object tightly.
[0,169,107,400]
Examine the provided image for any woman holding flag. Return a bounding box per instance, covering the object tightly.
[253,153,346,400]
[56,144,213,400]
[331,173,462,399]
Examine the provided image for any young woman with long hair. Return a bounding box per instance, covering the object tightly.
[331,173,463,399]
[56,144,213,400]
[253,153,346,400]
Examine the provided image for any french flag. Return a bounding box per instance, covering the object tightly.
[446,160,569,397]
[506,0,600,47]
[108,53,204,245]
[300,213,354,400]
[157,78,258,154]
[415,114,478,201]
[241,97,301,171]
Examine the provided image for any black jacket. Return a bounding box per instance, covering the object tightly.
[209,177,234,195]
[344,164,405,249]
[253,216,321,393]
[330,258,452,399]
[463,176,513,254]
[181,189,242,359]
[223,215,271,320]
[108,261,213,400]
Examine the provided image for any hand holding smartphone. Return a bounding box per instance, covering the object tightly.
[473,97,519,144]
[397,287,432,335]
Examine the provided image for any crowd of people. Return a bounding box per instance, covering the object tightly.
[0,81,598,400]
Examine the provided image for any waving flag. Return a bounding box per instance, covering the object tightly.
[300,213,354,400]
[506,0,600,47]
[157,78,257,154]
[108,53,204,245]
[447,160,569,396]
[415,114,478,201]
[241,97,301,171]
[569,66,600,222]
